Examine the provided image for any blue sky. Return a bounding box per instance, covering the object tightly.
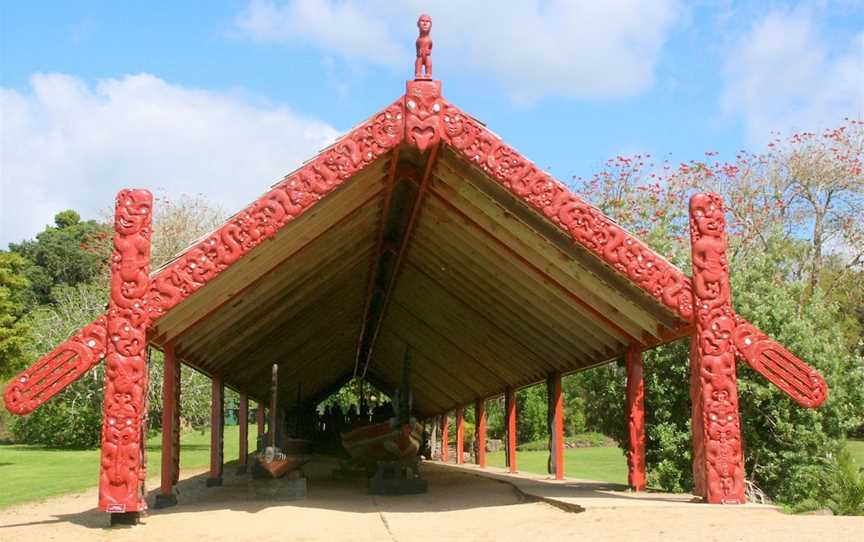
[1,1,862,246]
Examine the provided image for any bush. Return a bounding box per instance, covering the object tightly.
[577,247,864,503]
[792,448,864,516]
[11,370,104,448]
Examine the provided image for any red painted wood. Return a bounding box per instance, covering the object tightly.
[5,78,829,415]
[99,189,153,514]
[238,393,248,467]
[441,414,449,463]
[4,98,404,417]
[506,388,517,473]
[456,408,465,465]
[210,376,224,482]
[689,193,745,504]
[160,343,178,498]
[625,346,646,491]
[550,373,564,480]
[475,399,486,468]
[690,334,706,498]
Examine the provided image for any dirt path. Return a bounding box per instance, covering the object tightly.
[0,463,860,541]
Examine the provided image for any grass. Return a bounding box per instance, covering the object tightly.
[486,446,628,484]
[0,425,240,509]
[848,439,864,467]
[1,432,861,509]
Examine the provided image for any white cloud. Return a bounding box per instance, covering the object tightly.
[234,0,682,102]
[0,73,339,246]
[722,8,864,143]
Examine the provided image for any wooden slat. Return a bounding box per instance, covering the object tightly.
[152,159,389,337]
[432,164,662,338]
[415,202,624,350]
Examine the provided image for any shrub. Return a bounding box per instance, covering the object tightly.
[792,448,864,516]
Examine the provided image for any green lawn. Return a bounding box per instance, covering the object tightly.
[486,446,628,484]
[1,434,861,509]
[848,439,864,466]
[0,425,241,509]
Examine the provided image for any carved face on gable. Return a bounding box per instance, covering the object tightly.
[115,189,152,236]
[689,193,725,238]
[405,81,444,152]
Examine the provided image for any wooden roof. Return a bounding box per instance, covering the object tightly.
[144,88,694,415]
[7,78,826,419]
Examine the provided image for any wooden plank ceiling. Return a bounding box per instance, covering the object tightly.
[150,144,688,417]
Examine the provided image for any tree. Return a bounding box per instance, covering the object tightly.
[0,252,31,377]
[9,195,229,446]
[9,210,110,306]
[571,120,864,504]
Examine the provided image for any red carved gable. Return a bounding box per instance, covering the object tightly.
[3,84,827,415]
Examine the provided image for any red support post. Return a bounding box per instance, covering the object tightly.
[207,376,224,486]
[441,414,449,463]
[99,189,153,520]
[690,335,706,498]
[505,388,517,473]
[548,373,564,480]
[155,343,179,508]
[475,399,486,468]
[171,358,181,487]
[238,393,248,474]
[689,193,746,504]
[456,408,465,465]
[625,346,646,491]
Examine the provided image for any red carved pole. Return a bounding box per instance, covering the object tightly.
[475,399,486,468]
[171,357,181,487]
[548,373,564,480]
[238,392,248,473]
[506,388,517,473]
[98,189,153,519]
[156,342,179,508]
[441,414,449,463]
[689,193,746,504]
[625,346,646,491]
[690,335,706,497]
[207,376,224,486]
[456,408,465,465]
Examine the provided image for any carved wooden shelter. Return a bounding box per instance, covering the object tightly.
[4,15,828,520]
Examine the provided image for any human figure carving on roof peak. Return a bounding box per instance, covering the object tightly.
[415,14,432,80]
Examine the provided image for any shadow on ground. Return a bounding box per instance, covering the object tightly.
[0,457,690,531]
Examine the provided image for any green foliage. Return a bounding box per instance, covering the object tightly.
[732,249,864,503]
[9,210,110,306]
[792,448,864,516]
[0,252,31,377]
[11,374,104,448]
[10,282,108,448]
[517,432,612,451]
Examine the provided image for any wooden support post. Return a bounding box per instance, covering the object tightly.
[690,335,706,497]
[456,408,465,465]
[441,414,449,463]
[171,359,181,487]
[207,376,224,487]
[505,388,517,473]
[155,343,179,508]
[626,346,646,491]
[99,189,153,521]
[547,373,564,480]
[475,399,486,468]
[237,393,249,474]
[689,193,745,504]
